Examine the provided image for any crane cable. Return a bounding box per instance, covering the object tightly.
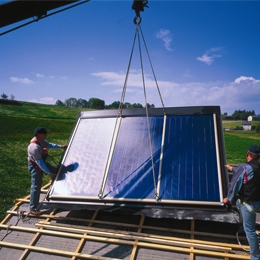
[99,2,165,201]
[136,23,158,201]
[138,25,166,113]
[118,15,166,202]
[97,23,139,199]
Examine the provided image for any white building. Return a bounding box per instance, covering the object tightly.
[242,120,252,131]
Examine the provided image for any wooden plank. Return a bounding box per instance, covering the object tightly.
[36,221,246,251]
[71,209,99,260]
[2,199,249,260]
[0,241,120,260]
[0,236,249,260]
[18,208,57,260]
[6,210,240,241]
[0,221,249,259]
[1,222,244,252]
[130,214,145,260]
[190,219,195,260]
[36,222,233,252]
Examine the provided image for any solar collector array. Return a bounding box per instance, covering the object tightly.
[46,106,227,207]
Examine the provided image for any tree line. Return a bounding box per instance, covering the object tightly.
[1,93,15,100]
[229,110,259,120]
[55,97,155,109]
[1,93,259,116]
[0,93,154,109]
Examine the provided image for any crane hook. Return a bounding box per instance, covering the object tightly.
[132,0,149,24]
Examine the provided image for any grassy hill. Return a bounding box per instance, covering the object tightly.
[222,120,260,163]
[0,101,90,220]
[0,101,259,220]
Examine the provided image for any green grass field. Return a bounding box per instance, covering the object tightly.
[0,102,259,220]
[0,102,90,221]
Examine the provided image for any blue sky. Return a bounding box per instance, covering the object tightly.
[0,0,259,115]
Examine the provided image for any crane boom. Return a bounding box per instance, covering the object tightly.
[0,0,80,28]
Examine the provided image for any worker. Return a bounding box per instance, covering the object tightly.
[224,144,260,260]
[28,126,67,215]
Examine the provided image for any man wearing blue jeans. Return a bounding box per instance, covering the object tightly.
[224,145,260,260]
[28,126,67,215]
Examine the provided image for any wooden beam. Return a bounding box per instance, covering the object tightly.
[0,236,249,260]
[71,209,99,260]
[18,208,57,260]
[36,222,234,252]
[130,214,145,260]
[190,219,195,260]
[6,210,242,242]
[0,222,249,259]
[0,241,119,260]
[36,221,247,251]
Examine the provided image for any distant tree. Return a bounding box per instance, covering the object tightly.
[88,98,105,109]
[105,101,155,109]
[231,110,255,120]
[109,101,122,109]
[10,94,15,100]
[55,100,65,106]
[255,122,260,133]
[240,112,247,120]
[132,103,143,108]
[1,93,8,100]
[146,103,155,108]
[77,98,89,108]
[106,101,133,109]
[64,98,78,107]
[124,102,132,108]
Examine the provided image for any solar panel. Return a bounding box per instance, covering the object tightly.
[45,106,228,208]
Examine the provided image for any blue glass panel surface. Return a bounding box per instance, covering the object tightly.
[104,116,164,199]
[160,115,220,201]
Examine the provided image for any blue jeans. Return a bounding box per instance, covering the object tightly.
[28,161,56,211]
[236,199,260,260]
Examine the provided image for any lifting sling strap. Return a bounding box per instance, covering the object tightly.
[29,141,48,172]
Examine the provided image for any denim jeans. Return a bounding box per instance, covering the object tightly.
[28,161,56,211]
[236,199,260,260]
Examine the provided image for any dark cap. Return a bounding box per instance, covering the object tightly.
[34,126,50,135]
[248,145,260,155]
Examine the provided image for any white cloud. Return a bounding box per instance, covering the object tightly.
[92,72,125,86]
[36,73,44,78]
[155,29,174,52]
[10,77,34,84]
[91,70,186,90]
[160,77,260,114]
[39,97,57,104]
[234,76,260,84]
[196,47,223,65]
[92,71,260,115]
[92,71,164,89]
